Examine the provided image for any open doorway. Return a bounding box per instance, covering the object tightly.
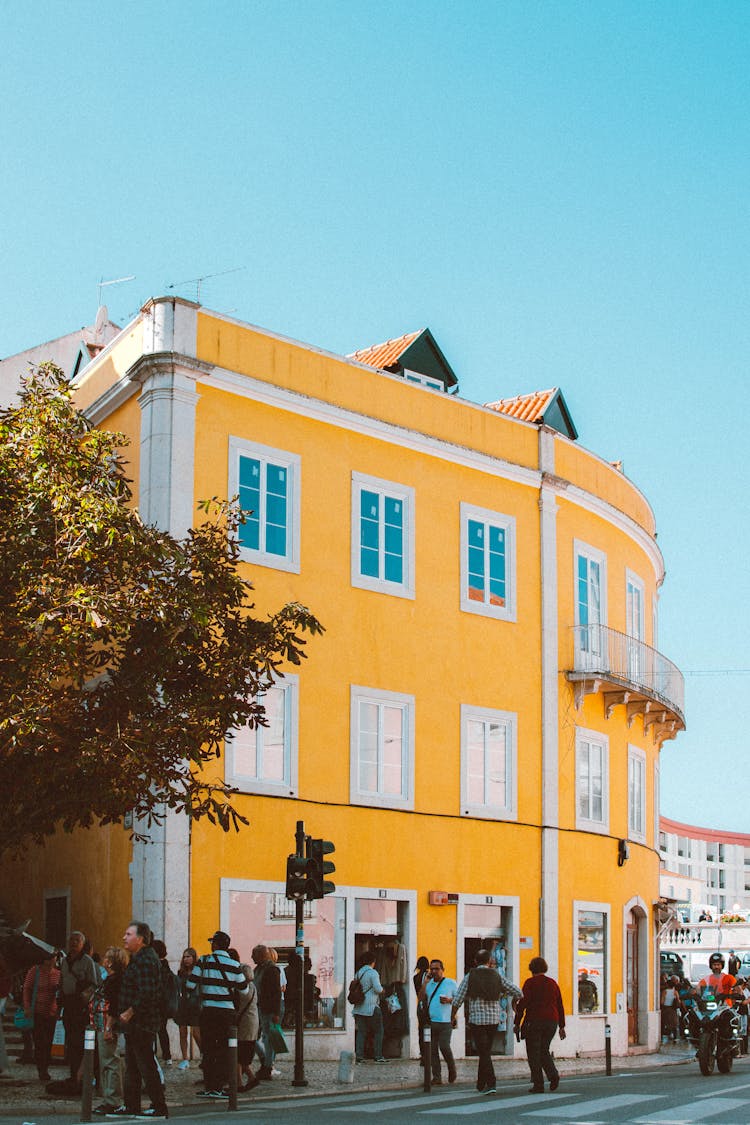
[354,898,410,1058]
[462,903,514,1057]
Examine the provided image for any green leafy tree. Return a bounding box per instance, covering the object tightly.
[0,364,324,856]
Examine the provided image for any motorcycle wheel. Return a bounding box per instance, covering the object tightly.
[717,1049,733,1074]
[698,1031,716,1075]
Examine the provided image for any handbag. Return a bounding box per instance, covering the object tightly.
[268,1021,288,1054]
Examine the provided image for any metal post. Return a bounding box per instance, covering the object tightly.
[422,1024,432,1092]
[227,1023,238,1110]
[80,1026,95,1122]
[292,819,308,1088]
[604,1022,612,1076]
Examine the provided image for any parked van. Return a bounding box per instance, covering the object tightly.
[660,950,684,978]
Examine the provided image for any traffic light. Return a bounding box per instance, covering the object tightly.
[285,853,314,900]
[307,838,335,899]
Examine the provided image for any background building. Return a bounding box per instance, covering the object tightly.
[659,816,750,919]
[2,296,686,1058]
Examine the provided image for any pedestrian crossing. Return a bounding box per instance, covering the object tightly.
[244,1081,750,1122]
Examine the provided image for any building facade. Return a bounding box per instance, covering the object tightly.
[3,296,686,1058]
[659,817,750,919]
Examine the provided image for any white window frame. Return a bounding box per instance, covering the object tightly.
[460,502,517,621]
[575,727,609,833]
[351,472,415,599]
[653,760,660,848]
[627,744,647,844]
[573,900,610,1016]
[403,369,444,392]
[626,570,645,641]
[229,435,301,573]
[350,685,414,811]
[460,704,517,821]
[225,673,299,797]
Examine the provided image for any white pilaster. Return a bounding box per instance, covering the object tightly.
[539,427,560,975]
[130,304,200,959]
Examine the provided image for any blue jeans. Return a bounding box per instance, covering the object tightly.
[355,1006,384,1061]
[257,1011,276,1070]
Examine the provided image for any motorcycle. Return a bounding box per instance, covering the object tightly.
[686,990,741,1075]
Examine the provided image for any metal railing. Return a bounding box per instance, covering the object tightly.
[570,624,685,723]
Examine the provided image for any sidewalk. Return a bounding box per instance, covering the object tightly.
[0,1044,693,1116]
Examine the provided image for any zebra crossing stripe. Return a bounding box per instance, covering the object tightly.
[632,1097,750,1123]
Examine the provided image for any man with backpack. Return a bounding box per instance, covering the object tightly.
[350,951,385,1063]
[188,931,247,1098]
[451,948,521,1095]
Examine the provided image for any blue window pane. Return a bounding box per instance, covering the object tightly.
[266,492,287,528]
[488,526,505,554]
[384,523,403,557]
[468,520,484,548]
[266,522,287,557]
[384,496,403,529]
[384,552,403,583]
[361,490,380,520]
[238,517,259,551]
[361,517,379,550]
[266,464,287,496]
[361,546,379,577]
[468,544,484,577]
[239,456,261,489]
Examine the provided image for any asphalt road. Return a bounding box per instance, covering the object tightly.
[4,1060,750,1125]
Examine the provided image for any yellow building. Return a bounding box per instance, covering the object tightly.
[4,296,685,1060]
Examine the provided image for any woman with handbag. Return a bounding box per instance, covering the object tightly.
[22,954,60,1082]
[176,948,201,1068]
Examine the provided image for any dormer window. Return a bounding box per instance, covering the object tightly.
[403,369,444,392]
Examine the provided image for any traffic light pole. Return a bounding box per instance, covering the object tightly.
[292,819,308,1088]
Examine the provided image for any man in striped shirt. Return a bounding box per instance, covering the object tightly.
[451,948,521,1095]
[187,931,247,1097]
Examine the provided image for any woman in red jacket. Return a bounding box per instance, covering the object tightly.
[514,957,566,1094]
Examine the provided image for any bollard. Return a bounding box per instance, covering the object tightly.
[422,1025,432,1093]
[80,1026,95,1123]
[227,1024,238,1111]
[337,1050,355,1084]
[604,1022,612,1076]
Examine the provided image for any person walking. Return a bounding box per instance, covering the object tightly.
[351,951,385,1064]
[59,930,98,1094]
[419,959,457,1085]
[188,931,247,1097]
[514,957,566,1093]
[452,948,521,1095]
[23,953,60,1083]
[92,946,127,1115]
[175,948,201,1068]
[109,920,168,1120]
[251,945,282,1080]
[228,948,259,1092]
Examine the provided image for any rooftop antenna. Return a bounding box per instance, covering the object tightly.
[97,275,136,306]
[165,266,245,304]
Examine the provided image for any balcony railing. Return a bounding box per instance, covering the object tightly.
[568,624,685,736]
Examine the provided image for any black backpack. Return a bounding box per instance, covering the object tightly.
[160,964,180,1020]
[467,967,502,1001]
[347,973,366,1005]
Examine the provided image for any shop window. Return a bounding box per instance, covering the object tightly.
[460,705,517,820]
[350,686,414,810]
[460,503,516,621]
[351,473,415,599]
[226,887,346,1030]
[576,907,607,1015]
[229,436,300,573]
[627,746,646,843]
[225,675,298,797]
[575,728,609,833]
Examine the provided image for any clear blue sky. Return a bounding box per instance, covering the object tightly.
[2,1,748,832]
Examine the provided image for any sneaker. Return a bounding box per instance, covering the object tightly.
[93,1107,118,1117]
[374,1057,387,1063]
[136,1111,168,1120]
[164,1060,173,1067]
[482,1087,497,1095]
[270,1067,281,1077]
[177,1060,190,1071]
[106,1109,139,1119]
[209,1090,228,1098]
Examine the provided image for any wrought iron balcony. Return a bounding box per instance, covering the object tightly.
[567,624,685,743]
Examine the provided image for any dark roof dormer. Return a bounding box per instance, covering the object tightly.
[349,327,458,393]
[484,387,578,440]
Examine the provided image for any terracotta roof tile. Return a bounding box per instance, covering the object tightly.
[484,388,558,424]
[348,330,423,371]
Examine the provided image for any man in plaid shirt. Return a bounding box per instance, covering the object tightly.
[451,948,521,1095]
[108,922,168,1120]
